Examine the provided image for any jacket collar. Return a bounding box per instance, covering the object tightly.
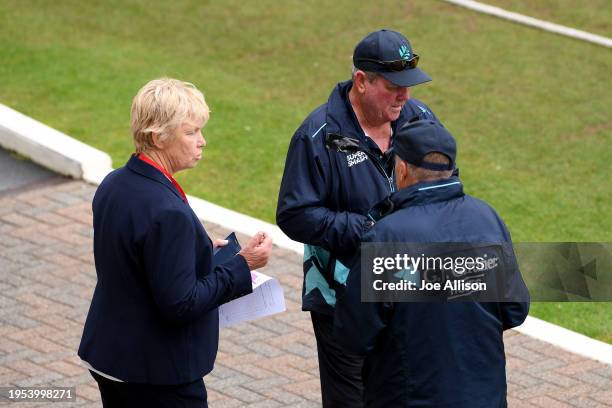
[391,176,464,210]
[125,154,186,203]
[325,80,363,140]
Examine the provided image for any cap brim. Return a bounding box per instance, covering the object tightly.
[380,68,432,87]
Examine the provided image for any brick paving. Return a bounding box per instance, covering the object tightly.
[0,179,610,407]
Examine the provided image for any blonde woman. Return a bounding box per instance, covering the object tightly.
[79,78,271,407]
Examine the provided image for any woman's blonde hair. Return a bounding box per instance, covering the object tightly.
[131,78,210,153]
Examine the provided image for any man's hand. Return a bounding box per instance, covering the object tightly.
[239,232,272,270]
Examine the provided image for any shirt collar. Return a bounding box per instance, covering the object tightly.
[126,154,189,204]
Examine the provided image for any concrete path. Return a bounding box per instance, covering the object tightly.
[0,177,610,407]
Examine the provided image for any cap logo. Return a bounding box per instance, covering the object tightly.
[399,45,410,60]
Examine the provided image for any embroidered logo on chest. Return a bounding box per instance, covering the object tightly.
[346,151,368,167]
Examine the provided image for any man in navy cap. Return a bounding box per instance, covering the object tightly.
[276,29,442,406]
[334,120,530,408]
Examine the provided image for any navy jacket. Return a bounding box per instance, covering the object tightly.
[78,155,252,385]
[276,80,440,315]
[334,177,529,408]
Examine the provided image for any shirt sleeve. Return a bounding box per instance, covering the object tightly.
[143,208,252,324]
[276,129,369,256]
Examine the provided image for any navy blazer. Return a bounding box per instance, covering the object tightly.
[78,155,252,385]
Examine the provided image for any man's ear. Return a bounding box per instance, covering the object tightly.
[353,70,368,93]
[395,158,408,189]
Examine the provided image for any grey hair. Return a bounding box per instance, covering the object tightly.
[396,153,453,182]
[351,65,380,82]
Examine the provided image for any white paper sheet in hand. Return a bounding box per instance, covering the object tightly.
[219,271,286,328]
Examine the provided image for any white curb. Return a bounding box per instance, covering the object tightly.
[1,105,611,366]
[0,104,113,184]
[188,195,304,255]
[442,0,612,48]
[516,316,612,365]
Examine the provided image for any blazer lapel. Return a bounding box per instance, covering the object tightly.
[125,154,186,203]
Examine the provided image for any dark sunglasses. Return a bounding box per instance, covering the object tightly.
[355,54,419,71]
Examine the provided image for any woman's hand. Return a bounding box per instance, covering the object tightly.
[238,231,272,270]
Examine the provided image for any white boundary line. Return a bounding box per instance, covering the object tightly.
[1,103,611,365]
[442,0,612,48]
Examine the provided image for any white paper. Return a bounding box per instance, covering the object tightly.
[219,271,286,328]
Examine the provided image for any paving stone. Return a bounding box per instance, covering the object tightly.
[29,350,74,365]
[0,313,40,329]
[283,342,317,359]
[555,359,606,376]
[46,191,83,206]
[0,294,18,308]
[252,317,297,334]
[567,396,610,408]
[5,359,49,376]
[247,399,283,408]
[211,399,245,408]
[210,364,241,379]
[0,369,28,385]
[228,363,275,381]
[528,395,573,407]
[507,370,543,387]
[14,371,64,387]
[76,383,102,402]
[280,401,321,408]
[549,383,595,400]
[573,371,611,388]
[261,388,307,405]
[0,235,26,247]
[282,378,322,401]
[221,385,266,403]
[532,369,581,387]
[244,341,285,358]
[243,376,292,393]
[0,349,39,365]
[590,390,612,405]
[1,213,37,227]
[45,360,85,377]
[207,373,255,390]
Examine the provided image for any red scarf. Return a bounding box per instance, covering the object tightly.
[137,153,188,204]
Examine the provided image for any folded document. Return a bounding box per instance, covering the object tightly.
[214,232,286,327]
[219,270,286,327]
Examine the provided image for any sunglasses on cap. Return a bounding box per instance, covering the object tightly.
[355,54,419,72]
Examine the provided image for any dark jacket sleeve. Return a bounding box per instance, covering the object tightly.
[495,220,530,330]
[333,231,389,355]
[143,208,252,324]
[499,241,530,330]
[276,129,368,254]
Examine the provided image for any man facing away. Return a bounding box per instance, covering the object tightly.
[276,29,442,406]
[334,119,530,408]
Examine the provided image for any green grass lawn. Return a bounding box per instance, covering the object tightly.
[1,0,610,342]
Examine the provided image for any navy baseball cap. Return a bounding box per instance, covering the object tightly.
[394,120,456,171]
[353,29,432,87]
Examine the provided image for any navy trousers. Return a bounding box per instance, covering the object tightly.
[311,312,365,407]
